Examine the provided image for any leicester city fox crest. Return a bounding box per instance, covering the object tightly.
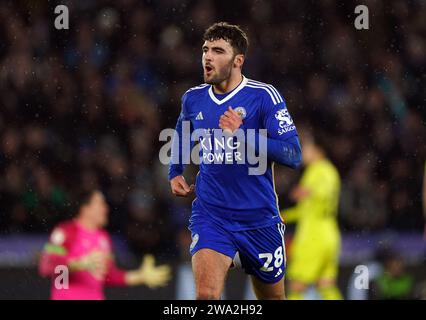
[234,106,247,120]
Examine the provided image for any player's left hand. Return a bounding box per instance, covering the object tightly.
[125,255,172,288]
[219,107,243,134]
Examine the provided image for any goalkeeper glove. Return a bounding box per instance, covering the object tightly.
[125,254,171,288]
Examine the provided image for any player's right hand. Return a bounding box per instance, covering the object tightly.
[170,175,194,197]
[70,250,108,279]
[290,185,311,202]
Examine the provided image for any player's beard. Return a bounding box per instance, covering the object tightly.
[204,58,234,85]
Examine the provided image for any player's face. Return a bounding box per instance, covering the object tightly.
[87,191,109,228]
[202,39,236,85]
[301,142,315,165]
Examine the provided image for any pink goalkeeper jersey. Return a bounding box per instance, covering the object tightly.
[39,220,126,300]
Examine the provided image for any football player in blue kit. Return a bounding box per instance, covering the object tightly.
[169,22,302,300]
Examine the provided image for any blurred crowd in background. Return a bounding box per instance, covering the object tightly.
[0,0,424,261]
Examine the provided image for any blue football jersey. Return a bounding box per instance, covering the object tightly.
[170,76,299,231]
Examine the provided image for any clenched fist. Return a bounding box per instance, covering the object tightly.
[170,175,195,197]
[219,106,243,134]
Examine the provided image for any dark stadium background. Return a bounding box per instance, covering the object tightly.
[0,0,424,299]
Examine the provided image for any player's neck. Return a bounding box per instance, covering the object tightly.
[213,72,243,94]
[309,154,326,164]
[75,216,99,231]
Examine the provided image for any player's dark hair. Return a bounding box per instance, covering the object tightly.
[311,127,340,165]
[301,126,332,159]
[203,22,249,56]
[312,128,330,156]
[70,189,98,215]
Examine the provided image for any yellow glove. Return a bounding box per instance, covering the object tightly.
[125,254,171,288]
[69,250,108,280]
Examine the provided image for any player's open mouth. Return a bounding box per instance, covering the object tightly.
[205,65,213,74]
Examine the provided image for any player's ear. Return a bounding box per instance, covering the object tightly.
[234,54,244,69]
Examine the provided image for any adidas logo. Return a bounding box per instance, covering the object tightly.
[275,268,283,278]
[196,112,204,120]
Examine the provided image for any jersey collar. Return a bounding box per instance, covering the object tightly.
[208,75,248,105]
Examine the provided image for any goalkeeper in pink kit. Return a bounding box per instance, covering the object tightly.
[38,189,171,300]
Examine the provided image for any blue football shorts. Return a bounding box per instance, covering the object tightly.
[189,217,286,284]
